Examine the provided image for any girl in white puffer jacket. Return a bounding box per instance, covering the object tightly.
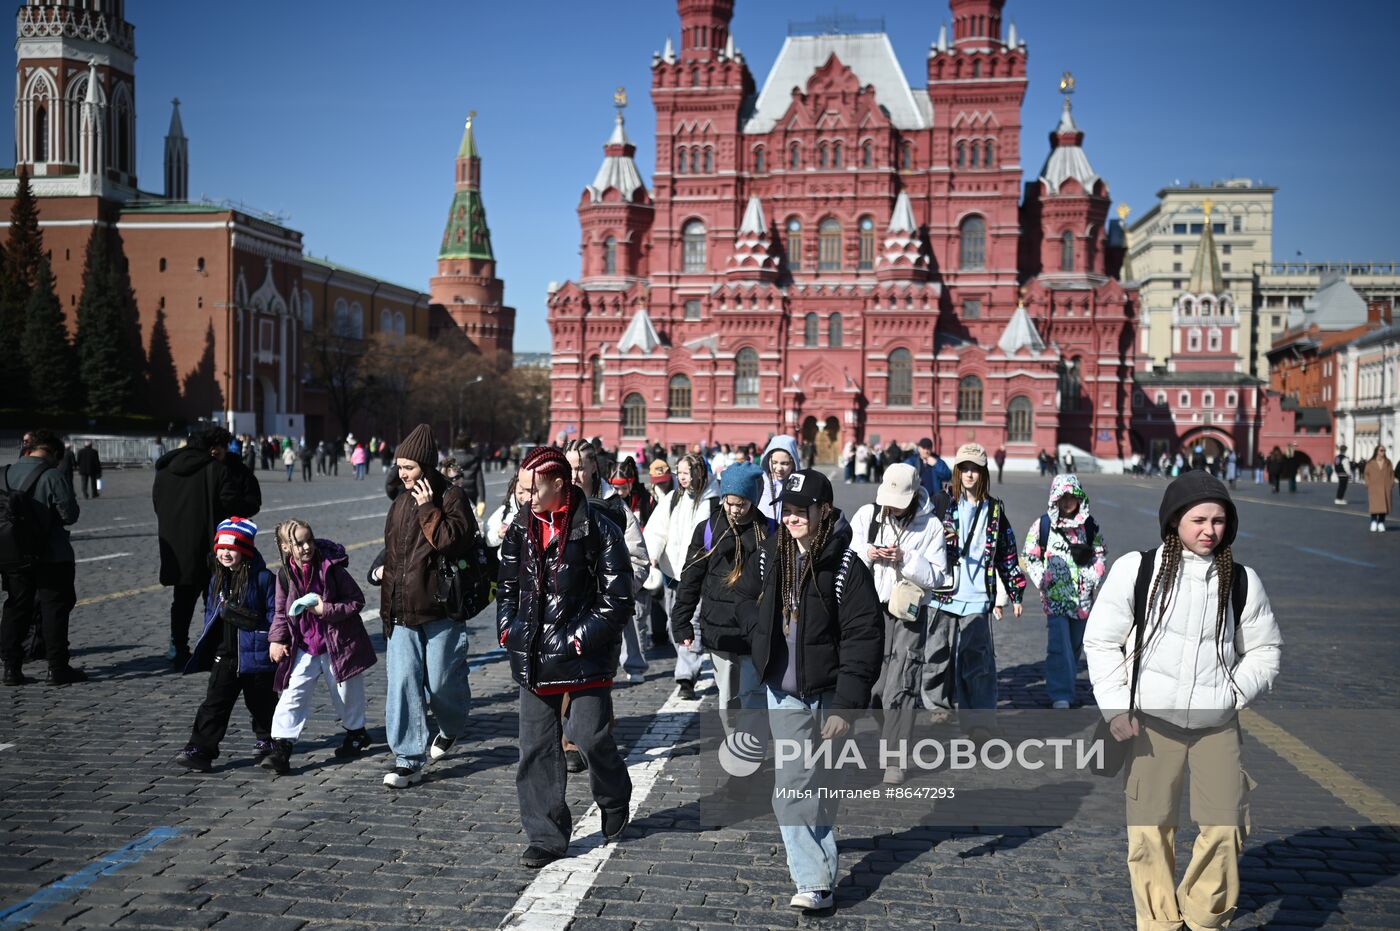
[1084,470,1281,931]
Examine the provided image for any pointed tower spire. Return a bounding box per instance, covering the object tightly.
[727,195,779,279]
[723,32,735,59]
[439,111,492,261]
[164,98,188,201]
[1038,74,1100,195]
[937,23,948,52]
[998,294,1046,355]
[1187,199,1225,296]
[79,60,105,193]
[663,35,676,63]
[1006,20,1018,48]
[588,89,646,203]
[876,192,928,280]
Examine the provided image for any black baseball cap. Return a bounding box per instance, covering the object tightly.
[778,469,834,509]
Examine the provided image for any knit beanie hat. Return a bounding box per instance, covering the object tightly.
[214,517,257,557]
[649,459,672,484]
[396,424,438,471]
[1158,470,1238,548]
[718,461,764,505]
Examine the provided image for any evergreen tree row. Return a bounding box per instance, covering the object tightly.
[1,169,177,420]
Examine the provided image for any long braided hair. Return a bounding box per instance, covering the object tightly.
[1137,522,1240,704]
[777,504,835,624]
[520,446,579,589]
[679,496,769,587]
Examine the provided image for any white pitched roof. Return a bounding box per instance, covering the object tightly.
[739,195,767,234]
[888,191,917,232]
[617,306,663,354]
[744,33,927,133]
[1038,103,1100,196]
[587,113,646,204]
[997,303,1046,355]
[1290,270,1368,331]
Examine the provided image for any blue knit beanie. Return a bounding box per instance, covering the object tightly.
[718,461,764,505]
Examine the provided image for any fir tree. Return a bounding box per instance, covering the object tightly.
[0,169,45,406]
[20,255,77,412]
[75,226,139,415]
[145,305,181,419]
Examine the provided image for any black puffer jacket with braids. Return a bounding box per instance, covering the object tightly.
[669,502,762,653]
[734,515,884,710]
[496,493,633,691]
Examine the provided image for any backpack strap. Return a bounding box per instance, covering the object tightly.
[1038,513,1052,551]
[1230,561,1248,629]
[867,504,881,545]
[703,507,716,552]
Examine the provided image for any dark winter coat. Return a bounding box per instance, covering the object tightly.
[2,457,79,563]
[733,516,884,710]
[185,550,276,676]
[76,446,102,477]
[496,494,633,692]
[670,504,761,654]
[152,446,262,587]
[268,539,377,692]
[449,446,488,506]
[380,468,475,628]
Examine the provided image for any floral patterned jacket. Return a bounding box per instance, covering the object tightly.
[1021,474,1108,620]
[933,494,1026,607]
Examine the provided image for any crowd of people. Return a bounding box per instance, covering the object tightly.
[5,421,1399,925]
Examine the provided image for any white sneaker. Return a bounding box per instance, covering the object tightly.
[620,672,645,684]
[789,891,834,911]
[428,733,456,764]
[1380,523,1387,533]
[382,767,423,789]
[882,766,906,785]
[1051,700,1071,710]
[1335,499,1345,505]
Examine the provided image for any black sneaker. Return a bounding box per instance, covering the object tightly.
[564,749,587,774]
[261,739,292,775]
[46,666,88,686]
[426,732,454,764]
[335,728,372,759]
[3,665,32,687]
[520,845,563,869]
[677,679,697,701]
[602,806,629,843]
[170,649,191,671]
[175,746,213,773]
[252,739,274,764]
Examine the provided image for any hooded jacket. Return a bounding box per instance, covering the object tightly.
[186,549,276,676]
[643,478,719,579]
[269,539,377,692]
[1021,474,1108,620]
[756,436,803,530]
[847,488,949,605]
[380,468,475,628]
[669,503,762,652]
[733,515,884,710]
[496,494,633,692]
[597,481,651,593]
[153,445,262,586]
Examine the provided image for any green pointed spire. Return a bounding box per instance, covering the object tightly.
[441,111,492,261]
[458,111,478,159]
[1187,198,1224,295]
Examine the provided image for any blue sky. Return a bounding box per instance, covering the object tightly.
[4,1,1396,352]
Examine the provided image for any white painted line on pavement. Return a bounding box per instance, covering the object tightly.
[1291,546,1375,569]
[74,552,131,564]
[499,674,714,930]
[0,744,14,753]
[348,513,383,521]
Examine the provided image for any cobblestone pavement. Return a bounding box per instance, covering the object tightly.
[0,456,1397,929]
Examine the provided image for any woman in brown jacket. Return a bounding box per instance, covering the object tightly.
[377,423,475,788]
[1364,445,1396,532]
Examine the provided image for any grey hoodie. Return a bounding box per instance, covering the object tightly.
[756,435,803,528]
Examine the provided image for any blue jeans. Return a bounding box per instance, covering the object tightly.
[766,686,840,894]
[1044,614,1087,705]
[385,617,471,771]
[618,590,649,676]
[929,609,997,712]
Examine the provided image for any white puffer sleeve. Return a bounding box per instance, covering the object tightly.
[1083,550,1147,720]
[1229,566,1282,707]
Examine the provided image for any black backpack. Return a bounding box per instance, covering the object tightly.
[434,489,497,621]
[0,464,51,572]
[1038,513,1100,568]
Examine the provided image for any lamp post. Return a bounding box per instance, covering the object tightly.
[457,375,485,442]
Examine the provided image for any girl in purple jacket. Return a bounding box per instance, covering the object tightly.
[264,519,378,775]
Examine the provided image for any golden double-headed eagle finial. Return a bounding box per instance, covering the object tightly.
[1202,198,1214,219]
[1117,203,1131,221]
[614,86,628,110]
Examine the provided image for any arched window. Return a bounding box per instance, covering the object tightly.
[1208,328,1222,352]
[790,143,801,169]
[984,140,996,167]
[817,143,828,168]
[676,146,687,174]
[1060,231,1075,272]
[734,348,759,406]
[1007,395,1033,443]
[785,218,803,271]
[957,375,983,422]
[1202,391,1215,408]
[394,312,406,340]
[690,148,701,174]
[668,374,692,418]
[380,308,393,333]
[818,218,842,270]
[970,141,981,168]
[590,356,604,405]
[956,142,966,168]
[333,299,349,337]
[862,140,873,166]
[858,216,875,270]
[828,313,843,348]
[691,68,701,87]
[703,146,714,173]
[803,313,818,347]
[34,106,48,162]
[753,146,765,173]
[959,215,986,270]
[622,393,647,438]
[832,141,842,167]
[901,141,913,169]
[301,289,313,330]
[971,60,982,78]
[682,220,706,273]
[1187,329,1202,352]
[603,236,617,275]
[1058,357,1082,411]
[887,348,913,406]
[349,302,364,339]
